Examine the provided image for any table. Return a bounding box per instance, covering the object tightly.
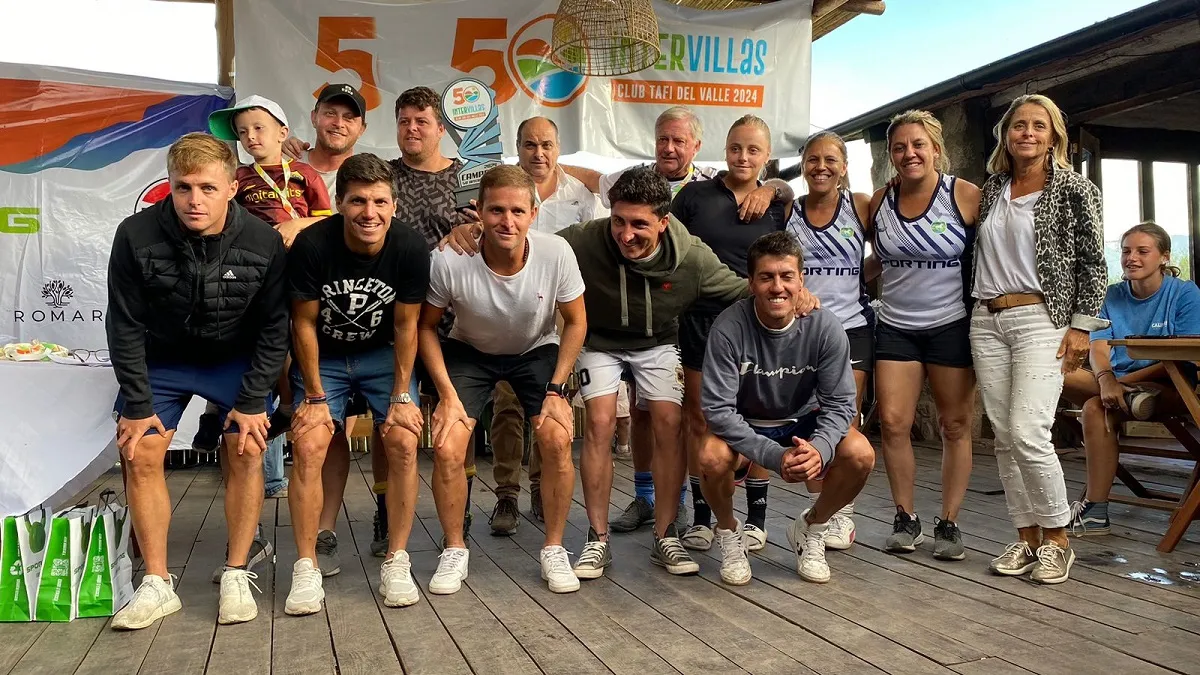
[1109,337,1200,552]
[0,361,120,516]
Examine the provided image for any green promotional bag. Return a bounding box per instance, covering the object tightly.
[0,506,52,622]
[35,507,94,622]
[77,491,133,618]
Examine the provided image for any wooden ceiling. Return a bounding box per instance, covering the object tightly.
[662,0,885,40]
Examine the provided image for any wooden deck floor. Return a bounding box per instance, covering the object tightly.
[5,440,1200,675]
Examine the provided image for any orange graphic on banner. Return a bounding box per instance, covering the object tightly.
[611,79,764,107]
[0,80,172,165]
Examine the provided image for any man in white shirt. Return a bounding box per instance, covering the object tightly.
[418,165,588,595]
[487,116,606,535]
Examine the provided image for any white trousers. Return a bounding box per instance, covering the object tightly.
[970,303,1071,529]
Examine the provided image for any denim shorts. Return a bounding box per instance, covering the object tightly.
[749,413,833,479]
[289,345,419,430]
[113,358,270,434]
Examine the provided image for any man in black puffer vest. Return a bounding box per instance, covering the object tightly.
[106,132,289,630]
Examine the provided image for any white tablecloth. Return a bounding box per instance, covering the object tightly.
[0,361,205,515]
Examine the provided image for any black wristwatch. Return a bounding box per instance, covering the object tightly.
[545,382,567,398]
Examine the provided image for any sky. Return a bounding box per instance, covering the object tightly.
[0,0,1186,242]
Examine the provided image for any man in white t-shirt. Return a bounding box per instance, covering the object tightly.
[418,165,587,595]
[486,116,607,535]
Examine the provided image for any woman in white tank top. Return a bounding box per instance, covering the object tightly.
[868,110,981,561]
[783,131,876,549]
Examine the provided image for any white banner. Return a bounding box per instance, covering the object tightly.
[0,63,233,350]
[233,0,812,161]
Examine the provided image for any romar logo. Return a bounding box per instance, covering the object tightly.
[839,226,855,239]
[931,221,948,234]
[42,280,74,309]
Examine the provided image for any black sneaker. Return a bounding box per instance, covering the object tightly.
[316,530,341,576]
[885,507,924,553]
[490,496,519,535]
[211,524,274,582]
[933,518,966,560]
[651,522,699,575]
[371,505,389,558]
[192,412,222,453]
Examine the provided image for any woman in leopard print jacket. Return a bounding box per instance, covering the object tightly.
[968,94,1107,585]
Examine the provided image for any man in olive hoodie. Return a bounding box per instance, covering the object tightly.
[557,166,815,579]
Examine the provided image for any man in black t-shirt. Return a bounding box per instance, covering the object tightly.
[283,153,431,615]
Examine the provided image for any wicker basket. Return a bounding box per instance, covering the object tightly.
[552,0,662,76]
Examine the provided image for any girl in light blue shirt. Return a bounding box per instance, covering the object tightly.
[1064,222,1200,534]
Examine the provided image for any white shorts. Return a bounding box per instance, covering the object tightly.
[616,381,630,417]
[577,345,683,406]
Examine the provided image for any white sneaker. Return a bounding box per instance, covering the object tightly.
[541,545,580,593]
[380,550,420,607]
[218,568,261,625]
[681,524,714,551]
[715,521,752,586]
[429,547,470,595]
[111,574,181,630]
[825,507,856,551]
[742,524,767,551]
[285,558,325,616]
[787,509,831,583]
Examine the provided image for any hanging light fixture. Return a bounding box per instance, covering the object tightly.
[551,0,662,76]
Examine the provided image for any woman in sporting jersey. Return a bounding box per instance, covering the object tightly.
[671,115,787,555]
[784,131,875,552]
[870,110,980,561]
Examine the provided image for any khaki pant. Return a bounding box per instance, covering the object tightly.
[491,381,539,499]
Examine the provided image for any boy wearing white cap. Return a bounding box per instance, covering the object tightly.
[208,95,332,248]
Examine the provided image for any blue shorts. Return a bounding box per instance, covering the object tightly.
[113,358,269,434]
[289,345,419,431]
[749,413,833,479]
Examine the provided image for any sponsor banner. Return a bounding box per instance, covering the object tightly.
[0,63,232,349]
[233,0,812,161]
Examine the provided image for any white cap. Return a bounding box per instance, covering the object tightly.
[207,95,289,141]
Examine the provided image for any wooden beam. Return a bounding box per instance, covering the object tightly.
[1188,163,1199,282]
[215,0,234,87]
[1087,126,1200,165]
[841,0,886,15]
[1139,160,1156,222]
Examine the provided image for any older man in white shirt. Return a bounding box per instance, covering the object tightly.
[485,116,608,535]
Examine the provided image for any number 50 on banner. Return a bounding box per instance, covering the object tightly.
[313,17,383,111]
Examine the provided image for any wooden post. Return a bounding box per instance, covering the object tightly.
[1138,159,1155,222]
[215,0,235,87]
[1188,163,1199,282]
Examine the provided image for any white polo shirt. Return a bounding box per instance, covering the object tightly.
[533,166,606,234]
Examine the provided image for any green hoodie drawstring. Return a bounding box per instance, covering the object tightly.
[619,265,629,328]
[643,277,653,337]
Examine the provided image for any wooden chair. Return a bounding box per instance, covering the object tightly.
[1062,407,1200,551]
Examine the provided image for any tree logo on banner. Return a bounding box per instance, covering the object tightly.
[452,15,588,108]
[42,280,74,309]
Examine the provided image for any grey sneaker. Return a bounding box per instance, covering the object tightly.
[490,496,519,535]
[989,541,1038,576]
[1125,388,1160,421]
[1030,541,1075,584]
[933,518,966,561]
[572,528,611,579]
[316,530,340,577]
[211,525,274,583]
[651,523,700,575]
[371,507,389,558]
[610,496,655,532]
[674,503,690,536]
[529,484,544,523]
[885,508,924,553]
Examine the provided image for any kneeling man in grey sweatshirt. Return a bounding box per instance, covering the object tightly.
[699,231,875,586]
